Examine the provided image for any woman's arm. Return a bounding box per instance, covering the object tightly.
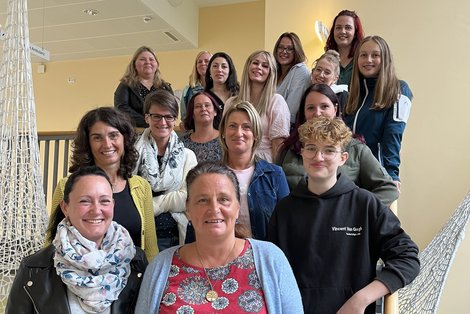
[5,263,34,314]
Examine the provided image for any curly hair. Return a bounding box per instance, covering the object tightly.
[69,107,138,179]
[298,116,352,150]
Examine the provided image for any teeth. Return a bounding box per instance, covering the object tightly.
[86,219,103,224]
[206,219,224,223]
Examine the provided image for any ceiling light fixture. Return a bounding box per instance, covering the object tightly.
[143,16,152,23]
[83,8,99,16]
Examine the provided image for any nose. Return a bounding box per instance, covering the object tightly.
[314,107,322,117]
[103,136,112,147]
[313,150,324,160]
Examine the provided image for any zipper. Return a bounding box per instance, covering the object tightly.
[352,78,369,134]
[23,286,40,314]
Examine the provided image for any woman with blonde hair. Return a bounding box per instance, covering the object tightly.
[225,50,290,162]
[114,46,173,127]
[180,51,212,125]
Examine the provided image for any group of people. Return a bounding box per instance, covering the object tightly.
[6,9,419,314]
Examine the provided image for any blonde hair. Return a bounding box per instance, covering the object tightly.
[298,116,352,150]
[235,51,277,117]
[312,50,340,77]
[219,101,263,165]
[345,36,401,114]
[188,51,211,88]
[120,46,166,89]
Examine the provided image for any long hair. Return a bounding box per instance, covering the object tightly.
[186,161,251,239]
[69,107,138,179]
[278,84,339,159]
[183,91,222,131]
[345,35,401,115]
[324,10,364,59]
[219,101,263,165]
[273,32,307,80]
[204,52,240,96]
[120,46,168,89]
[235,50,277,117]
[188,51,211,88]
[46,166,112,243]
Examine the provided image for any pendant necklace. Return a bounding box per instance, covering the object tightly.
[195,240,237,302]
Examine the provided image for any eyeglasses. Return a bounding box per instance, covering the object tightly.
[194,103,212,110]
[301,145,342,161]
[147,113,176,122]
[277,45,294,54]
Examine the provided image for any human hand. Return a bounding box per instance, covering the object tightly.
[336,294,367,314]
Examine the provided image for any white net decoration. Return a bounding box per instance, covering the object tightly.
[0,0,48,310]
[398,191,470,314]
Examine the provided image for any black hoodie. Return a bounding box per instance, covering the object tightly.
[268,174,420,314]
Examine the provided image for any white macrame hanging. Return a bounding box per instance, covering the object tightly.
[398,191,470,314]
[0,0,48,309]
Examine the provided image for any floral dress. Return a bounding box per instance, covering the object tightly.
[159,240,267,313]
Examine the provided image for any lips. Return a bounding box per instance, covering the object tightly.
[84,219,104,224]
[101,150,116,156]
[205,219,224,223]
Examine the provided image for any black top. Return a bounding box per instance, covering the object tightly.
[113,181,142,247]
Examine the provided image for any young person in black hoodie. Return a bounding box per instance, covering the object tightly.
[268,116,419,314]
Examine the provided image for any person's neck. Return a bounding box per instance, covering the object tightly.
[250,83,263,106]
[278,64,291,83]
[151,134,170,155]
[200,76,206,88]
[194,237,240,267]
[212,84,230,102]
[227,153,253,170]
[140,76,154,89]
[191,124,219,143]
[96,163,125,191]
[307,175,337,195]
[337,46,352,67]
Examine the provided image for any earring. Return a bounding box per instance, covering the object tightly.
[235,218,239,225]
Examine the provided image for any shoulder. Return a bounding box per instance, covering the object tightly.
[128,175,151,190]
[399,80,412,98]
[22,245,55,268]
[183,148,197,163]
[256,159,283,172]
[291,62,309,74]
[248,239,288,262]
[271,94,288,107]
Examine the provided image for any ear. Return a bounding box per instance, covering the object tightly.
[186,200,191,221]
[332,74,339,85]
[60,200,69,217]
[339,151,349,166]
[144,113,150,124]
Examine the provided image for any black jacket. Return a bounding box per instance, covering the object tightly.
[114,82,173,128]
[6,245,148,314]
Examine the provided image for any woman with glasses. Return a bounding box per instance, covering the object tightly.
[225,50,290,163]
[273,32,311,125]
[180,91,223,162]
[277,84,398,206]
[204,52,240,112]
[114,46,173,128]
[324,10,364,87]
[135,89,197,251]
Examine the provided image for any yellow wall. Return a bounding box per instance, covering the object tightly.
[32,0,469,312]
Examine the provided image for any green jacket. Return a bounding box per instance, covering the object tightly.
[279,138,399,206]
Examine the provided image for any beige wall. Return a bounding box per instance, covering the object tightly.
[32,0,469,312]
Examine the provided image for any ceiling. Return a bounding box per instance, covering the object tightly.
[0,0,256,63]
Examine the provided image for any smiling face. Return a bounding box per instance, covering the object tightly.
[196,52,211,78]
[209,57,230,86]
[145,104,175,143]
[89,121,125,169]
[276,36,295,66]
[134,50,158,78]
[193,94,217,125]
[60,175,114,247]
[333,15,356,50]
[301,140,347,184]
[187,173,239,240]
[248,53,270,84]
[304,91,338,120]
[311,59,338,85]
[223,111,255,157]
[357,40,382,78]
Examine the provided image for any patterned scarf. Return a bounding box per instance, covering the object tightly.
[52,219,136,313]
[135,128,185,192]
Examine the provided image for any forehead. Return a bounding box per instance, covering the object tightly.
[89,121,118,133]
[194,94,212,103]
[227,110,250,124]
[315,59,335,70]
[149,104,172,114]
[198,53,211,61]
[189,173,235,194]
[252,54,268,63]
[279,37,293,46]
[360,40,381,52]
[71,175,112,194]
[212,57,228,65]
[335,15,355,26]
[137,51,155,59]
[304,140,339,148]
[305,91,334,105]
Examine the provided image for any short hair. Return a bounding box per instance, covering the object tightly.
[219,101,263,164]
[312,50,341,77]
[46,166,111,243]
[298,116,352,150]
[120,46,166,89]
[237,50,277,117]
[70,107,138,179]
[183,91,222,131]
[273,32,307,79]
[143,89,179,117]
[188,51,211,88]
[186,161,251,239]
[204,52,240,96]
[324,10,364,59]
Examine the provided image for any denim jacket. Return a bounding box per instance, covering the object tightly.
[248,159,289,240]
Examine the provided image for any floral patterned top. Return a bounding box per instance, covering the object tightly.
[159,240,267,313]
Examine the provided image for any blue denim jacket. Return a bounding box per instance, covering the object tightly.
[248,159,289,240]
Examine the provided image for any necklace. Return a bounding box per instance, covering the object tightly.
[195,240,237,302]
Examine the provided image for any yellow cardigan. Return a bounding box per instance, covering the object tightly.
[46,175,158,262]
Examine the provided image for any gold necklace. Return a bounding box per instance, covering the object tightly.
[195,240,237,302]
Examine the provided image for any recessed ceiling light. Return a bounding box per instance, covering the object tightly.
[83,9,99,16]
[143,16,152,23]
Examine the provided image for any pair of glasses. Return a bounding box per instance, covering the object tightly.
[194,103,212,110]
[147,113,176,122]
[277,45,294,54]
[301,145,342,161]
